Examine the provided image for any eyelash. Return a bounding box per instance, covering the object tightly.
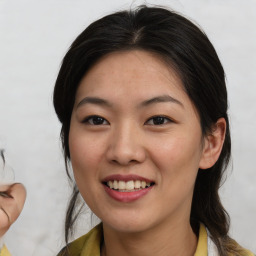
[82,115,173,126]
[82,115,109,125]
[145,116,173,125]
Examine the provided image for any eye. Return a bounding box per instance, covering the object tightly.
[145,116,172,125]
[83,115,109,125]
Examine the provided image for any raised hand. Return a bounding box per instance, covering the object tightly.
[0,183,26,237]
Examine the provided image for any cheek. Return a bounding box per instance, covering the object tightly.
[68,129,102,204]
[69,125,103,169]
[68,127,98,178]
[149,132,203,185]
[153,135,201,165]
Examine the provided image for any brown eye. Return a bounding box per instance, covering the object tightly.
[83,115,109,125]
[146,116,172,125]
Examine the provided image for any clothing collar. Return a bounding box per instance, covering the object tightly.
[194,223,218,256]
[66,223,217,256]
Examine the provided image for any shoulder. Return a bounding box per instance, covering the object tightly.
[57,223,103,256]
[198,223,255,256]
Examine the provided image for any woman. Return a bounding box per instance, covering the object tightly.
[54,5,254,256]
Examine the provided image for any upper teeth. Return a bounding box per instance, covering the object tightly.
[107,180,152,190]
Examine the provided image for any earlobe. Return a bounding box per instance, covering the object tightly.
[199,118,226,169]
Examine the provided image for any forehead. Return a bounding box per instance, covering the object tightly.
[77,50,186,99]
[75,49,200,123]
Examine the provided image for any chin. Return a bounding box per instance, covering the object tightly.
[101,213,156,234]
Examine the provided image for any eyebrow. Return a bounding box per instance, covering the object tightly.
[140,95,183,108]
[76,94,183,109]
[76,97,112,109]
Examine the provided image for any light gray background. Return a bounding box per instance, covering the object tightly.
[0,0,255,255]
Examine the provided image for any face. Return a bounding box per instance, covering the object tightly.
[69,50,207,233]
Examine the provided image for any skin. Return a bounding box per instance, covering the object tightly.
[0,183,26,237]
[69,50,226,256]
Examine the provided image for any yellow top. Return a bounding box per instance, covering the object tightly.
[194,223,207,256]
[0,245,11,256]
[58,223,254,256]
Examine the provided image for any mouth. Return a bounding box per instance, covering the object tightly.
[103,180,155,192]
[102,174,155,202]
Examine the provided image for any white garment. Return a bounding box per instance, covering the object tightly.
[207,229,219,256]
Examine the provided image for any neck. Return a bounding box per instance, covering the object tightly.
[101,219,197,256]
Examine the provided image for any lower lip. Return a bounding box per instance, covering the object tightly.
[103,185,153,202]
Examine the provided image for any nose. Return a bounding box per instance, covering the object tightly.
[106,123,146,166]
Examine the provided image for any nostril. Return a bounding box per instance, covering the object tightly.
[110,158,138,166]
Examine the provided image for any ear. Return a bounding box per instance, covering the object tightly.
[199,118,226,169]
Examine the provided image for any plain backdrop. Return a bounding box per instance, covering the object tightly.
[0,0,255,255]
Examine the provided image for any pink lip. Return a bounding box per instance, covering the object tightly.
[103,184,153,203]
[102,174,154,183]
[102,174,154,203]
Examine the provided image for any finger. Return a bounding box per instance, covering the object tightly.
[0,191,12,198]
[0,184,14,199]
[7,183,26,210]
[0,207,10,236]
[0,184,13,195]
[0,183,26,224]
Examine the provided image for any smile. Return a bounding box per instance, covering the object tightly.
[102,175,155,202]
[105,180,154,192]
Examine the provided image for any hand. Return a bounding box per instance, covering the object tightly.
[0,183,26,237]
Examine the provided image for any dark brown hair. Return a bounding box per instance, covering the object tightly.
[53,5,241,255]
